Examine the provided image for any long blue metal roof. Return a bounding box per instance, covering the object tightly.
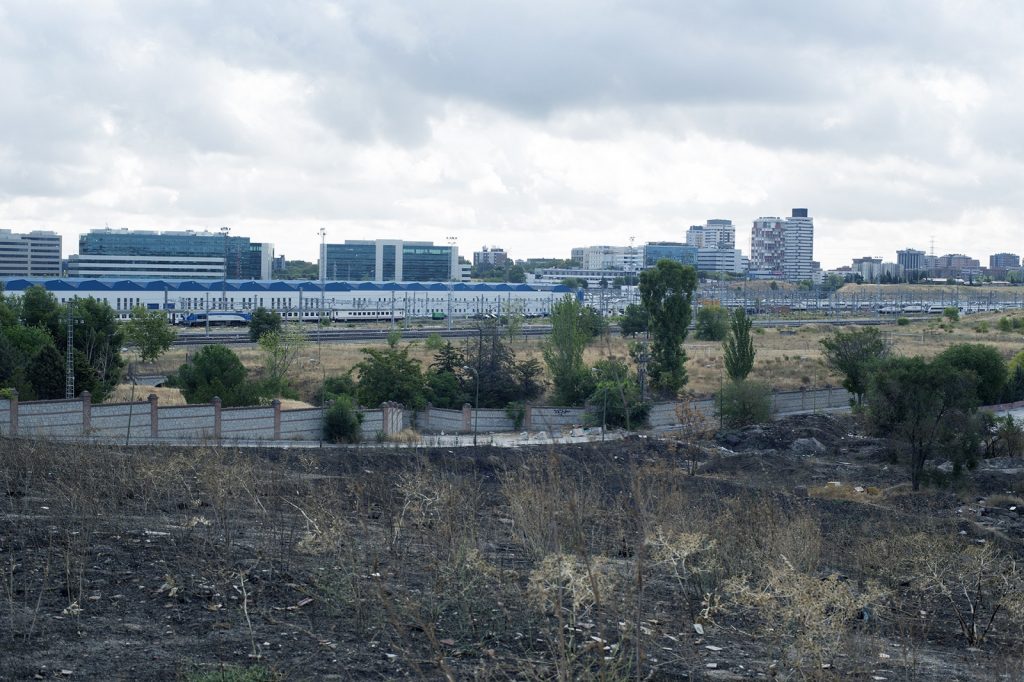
[1,277,573,294]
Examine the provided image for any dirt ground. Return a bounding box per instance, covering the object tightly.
[2,415,1023,680]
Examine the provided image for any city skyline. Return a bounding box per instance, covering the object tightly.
[2,2,1023,268]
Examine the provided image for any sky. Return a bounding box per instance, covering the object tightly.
[2,1,1023,270]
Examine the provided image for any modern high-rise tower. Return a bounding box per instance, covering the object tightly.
[783,208,814,282]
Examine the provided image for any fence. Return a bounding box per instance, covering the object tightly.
[0,387,853,444]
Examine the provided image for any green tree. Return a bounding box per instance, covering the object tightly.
[619,303,649,338]
[426,341,468,408]
[718,379,772,428]
[249,307,282,342]
[258,323,309,394]
[323,394,363,443]
[560,277,588,289]
[543,295,595,405]
[867,357,979,490]
[464,322,544,408]
[27,343,65,399]
[943,307,960,323]
[507,264,527,283]
[174,344,261,406]
[354,335,427,408]
[934,343,1007,406]
[639,259,698,396]
[69,298,124,402]
[819,327,890,405]
[124,306,177,363]
[20,285,62,340]
[316,373,358,406]
[723,308,756,381]
[589,357,649,429]
[694,304,730,341]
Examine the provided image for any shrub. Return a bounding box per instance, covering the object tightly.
[896,317,910,326]
[323,394,363,443]
[998,317,1013,332]
[175,344,265,407]
[935,343,1007,405]
[694,305,729,341]
[943,307,960,322]
[248,307,281,342]
[717,379,772,428]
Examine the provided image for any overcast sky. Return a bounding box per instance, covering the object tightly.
[2,1,1023,269]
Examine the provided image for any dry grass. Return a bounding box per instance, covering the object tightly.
[135,314,1024,403]
[105,384,187,405]
[808,482,883,501]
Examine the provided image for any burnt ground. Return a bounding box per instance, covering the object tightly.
[1,416,1023,681]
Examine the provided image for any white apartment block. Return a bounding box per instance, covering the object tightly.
[750,217,785,275]
[0,229,62,277]
[686,219,736,250]
[783,208,814,282]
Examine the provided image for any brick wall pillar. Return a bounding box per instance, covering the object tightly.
[524,404,532,430]
[80,391,91,434]
[212,397,222,440]
[148,394,159,438]
[423,403,432,432]
[462,402,472,433]
[271,399,281,439]
[8,389,17,437]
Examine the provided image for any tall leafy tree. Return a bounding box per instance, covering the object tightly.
[723,308,755,381]
[543,295,595,406]
[639,259,698,396]
[820,327,890,406]
[124,306,177,363]
[464,322,544,408]
[867,357,979,490]
[258,323,309,393]
[28,343,65,399]
[69,298,124,402]
[20,285,62,340]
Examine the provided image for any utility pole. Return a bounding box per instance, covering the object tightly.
[446,235,457,331]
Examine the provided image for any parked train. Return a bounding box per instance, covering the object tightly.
[174,308,405,326]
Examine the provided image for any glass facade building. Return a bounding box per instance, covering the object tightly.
[321,240,459,282]
[79,229,272,279]
[643,242,698,268]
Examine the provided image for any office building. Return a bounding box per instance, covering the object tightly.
[0,229,61,277]
[643,242,698,268]
[897,248,926,273]
[78,228,273,279]
[320,240,461,282]
[697,248,745,274]
[66,254,226,279]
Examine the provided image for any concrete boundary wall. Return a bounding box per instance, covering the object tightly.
[0,387,852,444]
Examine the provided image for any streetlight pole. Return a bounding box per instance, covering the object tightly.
[220,226,231,312]
[463,365,479,446]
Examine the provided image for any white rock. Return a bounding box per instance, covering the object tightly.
[693,623,705,635]
[705,645,723,651]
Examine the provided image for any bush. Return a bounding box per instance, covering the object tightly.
[694,305,729,341]
[717,379,772,428]
[896,317,910,326]
[248,307,281,342]
[943,307,960,322]
[935,343,1007,405]
[175,344,265,407]
[998,317,1013,332]
[323,394,363,443]
[314,374,358,406]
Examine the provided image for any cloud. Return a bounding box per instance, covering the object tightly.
[0,0,1021,268]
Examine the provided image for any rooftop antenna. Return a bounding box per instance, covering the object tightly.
[929,235,935,257]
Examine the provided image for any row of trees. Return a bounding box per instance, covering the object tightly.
[0,286,161,402]
[820,326,1024,490]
